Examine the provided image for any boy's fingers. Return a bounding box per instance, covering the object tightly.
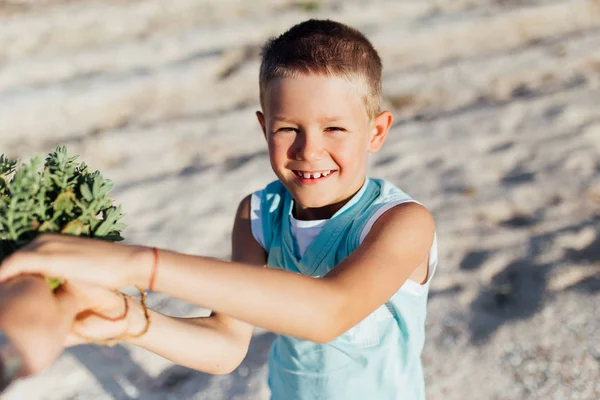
[64,333,87,347]
[68,283,126,316]
[0,253,47,282]
[71,315,127,342]
[59,282,99,314]
[0,249,82,285]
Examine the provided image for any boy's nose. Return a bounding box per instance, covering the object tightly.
[292,134,324,161]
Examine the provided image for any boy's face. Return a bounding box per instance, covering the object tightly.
[257,73,392,220]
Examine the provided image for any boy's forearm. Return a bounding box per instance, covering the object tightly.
[132,250,344,343]
[124,304,248,375]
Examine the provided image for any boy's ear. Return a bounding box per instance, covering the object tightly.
[368,110,393,153]
[256,111,267,139]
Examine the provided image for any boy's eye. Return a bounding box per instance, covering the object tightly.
[325,127,346,132]
[275,127,297,133]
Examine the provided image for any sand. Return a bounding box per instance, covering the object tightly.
[1,0,599,399]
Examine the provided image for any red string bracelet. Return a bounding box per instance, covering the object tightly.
[148,247,159,291]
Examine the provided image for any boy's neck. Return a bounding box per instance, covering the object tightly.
[292,200,346,221]
[292,179,367,221]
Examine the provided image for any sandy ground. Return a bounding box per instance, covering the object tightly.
[0,0,599,399]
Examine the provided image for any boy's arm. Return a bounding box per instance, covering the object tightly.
[140,202,434,343]
[120,309,248,375]
[0,200,433,344]
[123,195,262,374]
[65,285,250,375]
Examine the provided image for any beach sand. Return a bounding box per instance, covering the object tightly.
[1,0,599,398]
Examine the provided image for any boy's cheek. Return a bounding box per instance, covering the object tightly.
[268,145,291,164]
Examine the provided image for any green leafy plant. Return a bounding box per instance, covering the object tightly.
[0,146,126,289]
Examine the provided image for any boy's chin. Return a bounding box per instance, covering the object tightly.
[290,191,331,209]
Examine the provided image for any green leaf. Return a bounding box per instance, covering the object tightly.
[0,146,126,290]
[53,191,75,215]
[46,277,63,291]
[94,205,126,238]
[39,220,59,233]
[61,220,89,236]
[80,183,93,202]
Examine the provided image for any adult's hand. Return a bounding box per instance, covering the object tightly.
[0,276,134,393]
[0,276,77,390]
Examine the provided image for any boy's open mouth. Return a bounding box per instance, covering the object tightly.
[292,170,337,180]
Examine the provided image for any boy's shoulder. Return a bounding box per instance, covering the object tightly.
[368,177,416,204]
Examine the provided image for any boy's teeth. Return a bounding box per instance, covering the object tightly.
[297,170,333,179]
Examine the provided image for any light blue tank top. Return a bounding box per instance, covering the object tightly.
[252,178,437,400]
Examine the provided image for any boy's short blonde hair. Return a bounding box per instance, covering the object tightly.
[259,19,383,119]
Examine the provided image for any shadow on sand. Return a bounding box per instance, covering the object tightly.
[467,215,600,344]
[66,331,275,399]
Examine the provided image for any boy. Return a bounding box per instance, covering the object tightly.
[0,19,437,399]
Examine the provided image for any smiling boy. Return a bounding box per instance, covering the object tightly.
[0,19,437,400]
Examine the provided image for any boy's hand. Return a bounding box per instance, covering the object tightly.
[61,282,135,347]
[0,234,149,290]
